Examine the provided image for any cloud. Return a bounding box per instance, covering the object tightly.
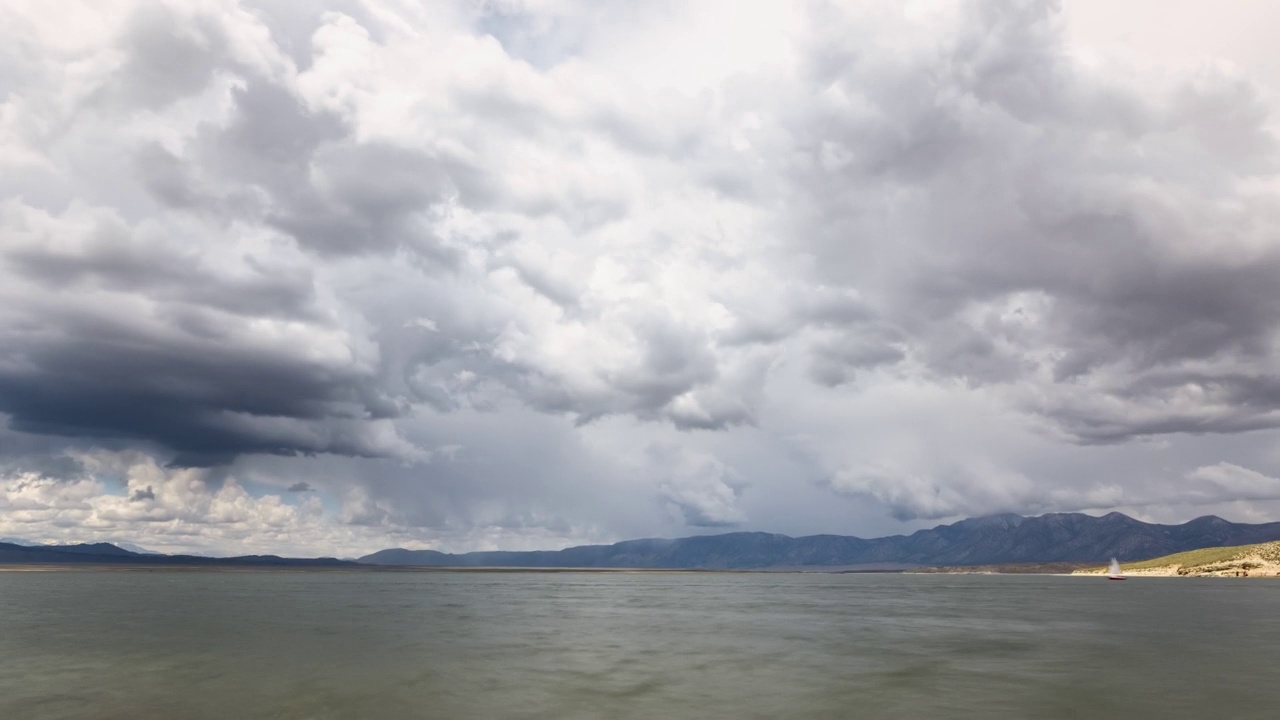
[1185,463,1280,504]
[651,445,747,528]
[3,0,1280,553]
[829,459,1050,522]
[0,447,624,555]
[775,1,1280,444]
[0,4,412,466]
[286,482,313,492]
[830,458,1280,523]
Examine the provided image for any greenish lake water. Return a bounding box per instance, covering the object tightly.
[1,571,1278,719]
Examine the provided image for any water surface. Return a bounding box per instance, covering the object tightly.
[1,571,1277,719]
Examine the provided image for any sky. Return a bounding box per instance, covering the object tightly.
[3,0,1280,557]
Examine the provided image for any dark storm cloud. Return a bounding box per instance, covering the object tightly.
[1033,369,1280,445]
[1,154,405,466]
[0,4,477,466]
[780,0,1280,442]
[0,303,401,465]
[0,428,88,480]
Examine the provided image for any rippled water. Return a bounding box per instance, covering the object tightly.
[2,570,1279,719]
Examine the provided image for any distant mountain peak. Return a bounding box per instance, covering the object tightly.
[946,512,1026,531]
[1186,515,1228,525]
[59,543,137,556]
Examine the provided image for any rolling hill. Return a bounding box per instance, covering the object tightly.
[1075,540,1280,577]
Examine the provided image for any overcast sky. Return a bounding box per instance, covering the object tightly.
[3,0,1280,557]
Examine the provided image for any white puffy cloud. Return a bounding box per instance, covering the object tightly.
[1,451,335,556]
[0,449,615,555]
[650,444,747,527]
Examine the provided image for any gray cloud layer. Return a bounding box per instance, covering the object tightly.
[2,0,1280,553]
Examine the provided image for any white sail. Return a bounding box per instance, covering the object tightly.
[1108,558,1122,576]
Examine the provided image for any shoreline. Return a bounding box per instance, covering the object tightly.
[0,564,777,574]
[1074,566,1280,578]
[1073,541,1280,577]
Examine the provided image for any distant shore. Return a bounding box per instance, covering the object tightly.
[0,564,759,574]
[0,563,1025,574]
[907,561,1095,575]
[1074,565,1280,578]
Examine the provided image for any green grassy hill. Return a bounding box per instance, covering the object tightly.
[1077,540,1280,575]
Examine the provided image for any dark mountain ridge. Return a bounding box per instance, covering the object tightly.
[359,512,1280,569]
[0,541,354,567]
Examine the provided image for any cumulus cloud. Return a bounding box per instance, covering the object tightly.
[0,449,611,555]
[650,445,747,527]
[0,452,323,554]
[3,0,1280,552]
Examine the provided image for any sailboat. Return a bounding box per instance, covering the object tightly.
[1107,558,1126,580]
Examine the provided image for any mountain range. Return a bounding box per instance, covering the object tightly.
[0,541,353,567]
[6,512,1280,570]
[359,512,1280,569]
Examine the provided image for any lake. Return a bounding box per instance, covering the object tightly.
[1,570,1278,719]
